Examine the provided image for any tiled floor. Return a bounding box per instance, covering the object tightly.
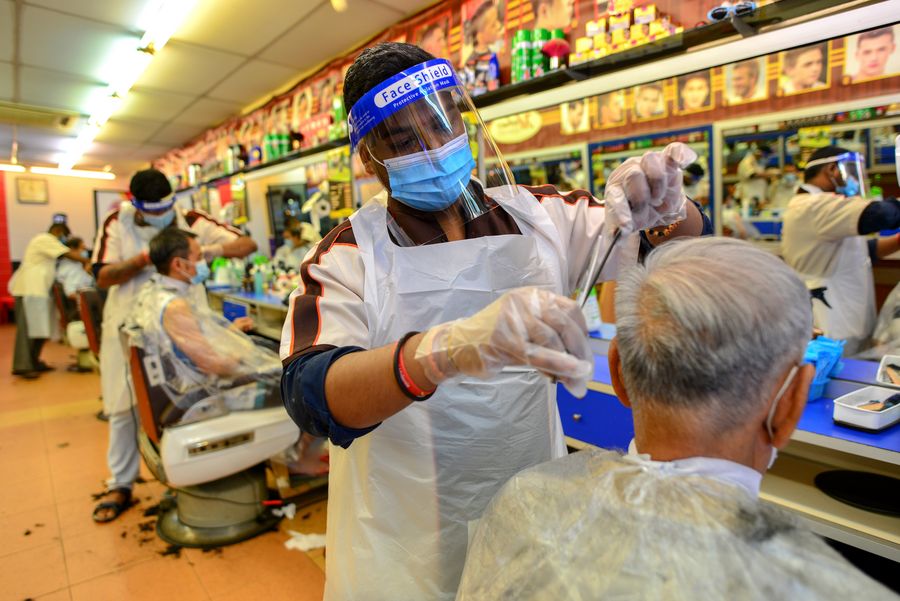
[0,324,326,601]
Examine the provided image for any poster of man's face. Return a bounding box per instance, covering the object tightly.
[462,0,506,65]
[725,57,767,105]
[560,99,589,134]
[533,0,576,32]
[632,83,666,120]
[598,90,626,127]
[318,75,337,114]
[843,26,900,84]
[779,43,829,95]
[677,71,712,114]
[416,16,451,60]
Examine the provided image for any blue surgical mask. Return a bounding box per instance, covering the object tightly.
[782,173,798,185]
[380,134,476,211]
[835,176,860,197]
[81,249,90,259]
[191,259,210,285]
[142,209,175,229]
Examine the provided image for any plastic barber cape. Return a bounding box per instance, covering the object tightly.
[457,448,897,600]
[124,274,281,427]
[324,185,570,601]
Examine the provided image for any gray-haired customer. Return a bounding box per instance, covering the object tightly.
[457,238,896,600]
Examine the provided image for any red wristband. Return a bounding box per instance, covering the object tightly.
[394,332,436,401]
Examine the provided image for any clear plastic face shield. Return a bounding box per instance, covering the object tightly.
[805,151,867,198]
[349,58,516,246]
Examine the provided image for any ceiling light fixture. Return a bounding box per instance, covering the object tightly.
[57,0,198,171]
[30,166,117,180]
[0,163,26,173]
[331,0,348,12]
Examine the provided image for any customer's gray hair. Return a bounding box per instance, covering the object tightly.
[615,237,811,430]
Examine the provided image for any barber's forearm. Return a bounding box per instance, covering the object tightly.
[324,333,430,429]
[647,197,704,247]
[876,233,900,260]
[64,250,90,265]
[221,237,257,258]
[96,252,150,288]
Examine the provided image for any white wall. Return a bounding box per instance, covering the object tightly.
[5,172,129,260]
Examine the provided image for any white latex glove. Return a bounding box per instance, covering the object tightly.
[415,287,594,397]
[201,243,225,261]
[604,142,698,235]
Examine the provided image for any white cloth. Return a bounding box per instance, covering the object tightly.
[92,203,240,415]
[9,232,69,339]
[274,243,310,269]
[56,258,94,297]
[457,448,896,600]
[323,186,575,601]
[626,439,761,499]
[768,179,801,210]
[737,153,768,210]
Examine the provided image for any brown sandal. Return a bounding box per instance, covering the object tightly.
[92,488,133,523]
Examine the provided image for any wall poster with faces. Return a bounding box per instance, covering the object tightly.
[597,89,626,128]
[460,0,507,68]
[560,98,591,134]
[414,12,453,61]
[842,26,900,84]
[631,82,667,121]
[777,42,831,96]
[676,70,713,115]
[724,57,768,105]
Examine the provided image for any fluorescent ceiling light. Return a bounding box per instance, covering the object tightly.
[30,166,116,180]
[0,163,26,173]
[58,0,197,170]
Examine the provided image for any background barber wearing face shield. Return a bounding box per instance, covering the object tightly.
[90,168,257,523]
[782,146,900,354]
[279,42,707,601]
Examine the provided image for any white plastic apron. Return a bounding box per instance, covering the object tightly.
[802,235,876,353]
[101,204,190,415]
[326,187,568,601]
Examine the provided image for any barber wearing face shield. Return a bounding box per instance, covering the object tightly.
[90,169,257,523]
[782,146,900,354]
[279,43,706,601]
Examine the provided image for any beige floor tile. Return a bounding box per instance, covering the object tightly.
[0,542,68,601]
[0,444,51,485]
[184,530,325,599]
[35,589,72,601]
[0,475,55,517]
[69,557,208,601]
[62,520,168,585]
[0,504,61,558]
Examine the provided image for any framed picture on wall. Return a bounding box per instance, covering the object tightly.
[93,190,129,230]
[725,57,768,105]
[777,42,830,96]
[676,70,713,115]
[842,25,900,84]
[16,178,49,204]
[631,82,667,121]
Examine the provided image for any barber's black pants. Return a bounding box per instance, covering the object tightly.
[12,297,46,374]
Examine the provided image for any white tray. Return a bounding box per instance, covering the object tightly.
[833,386,900,431]
[876,355,900,390]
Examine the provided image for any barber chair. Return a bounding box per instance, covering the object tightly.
[126,337,299,548]
[52,282,92,371]
[77,288,103,358]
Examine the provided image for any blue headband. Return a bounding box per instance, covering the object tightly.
[348,58,461,150]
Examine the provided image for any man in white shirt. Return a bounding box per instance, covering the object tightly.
[458,238,895,600]
[56,237,94,303]
[9,223,90,378]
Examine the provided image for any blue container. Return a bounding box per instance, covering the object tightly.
[804,336,845,400]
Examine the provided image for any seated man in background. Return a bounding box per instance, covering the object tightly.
[457,238,895,600]
[127,228,327,475]
[56,237,94,310]
[274,223,319,270]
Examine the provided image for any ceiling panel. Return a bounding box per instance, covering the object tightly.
[170,97,243,127]
[26,0,148,31]
[19,66,104,113]
[15,126,75,152]
[116,87,196,121]
[260,0,404,70]
[147,121,208,147]
[16,148,64,165]
[94,117,164,144]
[134,41,245,95]
[208,60,297,104]
[0,61,12,101]
[0,1,13,63]
[82,140,146,160]
[21,5,139,83]
[173,0,321,57]
[129,143,177,161]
